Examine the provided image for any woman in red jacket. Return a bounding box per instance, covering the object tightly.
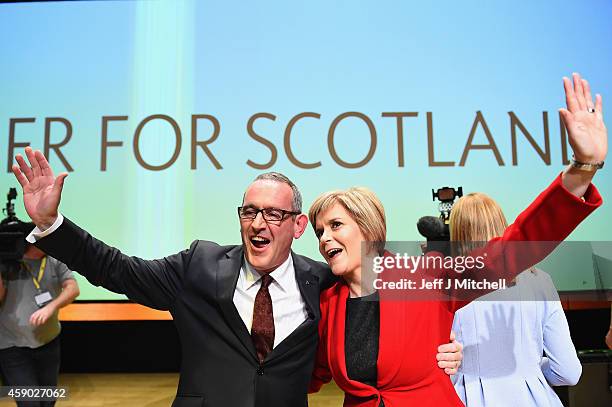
[307,73,607,407]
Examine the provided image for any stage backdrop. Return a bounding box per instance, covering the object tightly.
[1,0,611,299]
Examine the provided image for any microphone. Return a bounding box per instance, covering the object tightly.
[417,216,446,240]
[417,216,450,255]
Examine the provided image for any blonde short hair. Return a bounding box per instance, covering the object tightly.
[449,192,508,256]
[308,187,386,255]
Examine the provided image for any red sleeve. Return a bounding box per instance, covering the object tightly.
[497,173,601,242]
[448,174,601,312]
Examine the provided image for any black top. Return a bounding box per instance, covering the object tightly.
[345,291,380,388]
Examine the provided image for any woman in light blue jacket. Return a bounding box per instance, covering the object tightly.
[450,192,581,407]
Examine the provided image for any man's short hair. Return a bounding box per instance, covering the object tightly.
[250,172,303,212]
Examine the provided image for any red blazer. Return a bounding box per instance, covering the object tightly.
[309,175,601,407]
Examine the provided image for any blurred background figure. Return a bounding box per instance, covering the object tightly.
[0,221,80,407]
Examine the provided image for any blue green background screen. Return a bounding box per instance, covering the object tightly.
[1,0,611,299]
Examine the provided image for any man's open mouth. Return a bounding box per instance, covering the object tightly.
[250,236,270,249]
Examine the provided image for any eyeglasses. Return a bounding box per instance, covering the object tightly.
[237,206,300,223]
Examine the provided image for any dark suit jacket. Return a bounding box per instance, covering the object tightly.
[35,218,336,407]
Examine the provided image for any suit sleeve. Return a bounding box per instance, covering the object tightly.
[34,217,194,311]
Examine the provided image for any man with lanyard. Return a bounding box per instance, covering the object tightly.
[0,221,80,407]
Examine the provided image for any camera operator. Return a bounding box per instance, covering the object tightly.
[0,222,79,407]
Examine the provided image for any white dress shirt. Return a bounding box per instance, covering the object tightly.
[28,215,309,348]
[26,214,65,243]
[233,255,308,348]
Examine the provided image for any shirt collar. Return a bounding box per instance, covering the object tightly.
[241,254,294,293]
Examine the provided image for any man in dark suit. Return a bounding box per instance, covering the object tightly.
[10,147,461,407]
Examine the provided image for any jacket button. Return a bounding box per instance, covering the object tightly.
[257,366,264,376]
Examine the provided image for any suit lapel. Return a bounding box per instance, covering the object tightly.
[266,252,320,362]
[292,252,320,320]
[376,293,405,388]
[329,283,379,395]
[216,246,258,362]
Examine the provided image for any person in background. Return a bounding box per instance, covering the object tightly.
[450,192,581,407]
[0,221,80,407]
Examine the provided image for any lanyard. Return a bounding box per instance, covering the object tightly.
[21,256,47,291]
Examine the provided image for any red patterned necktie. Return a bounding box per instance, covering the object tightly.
[251,274,275,363]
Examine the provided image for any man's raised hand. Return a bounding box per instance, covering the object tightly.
[11,147,67,230]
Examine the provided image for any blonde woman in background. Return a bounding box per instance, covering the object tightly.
[450,193,581,407]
